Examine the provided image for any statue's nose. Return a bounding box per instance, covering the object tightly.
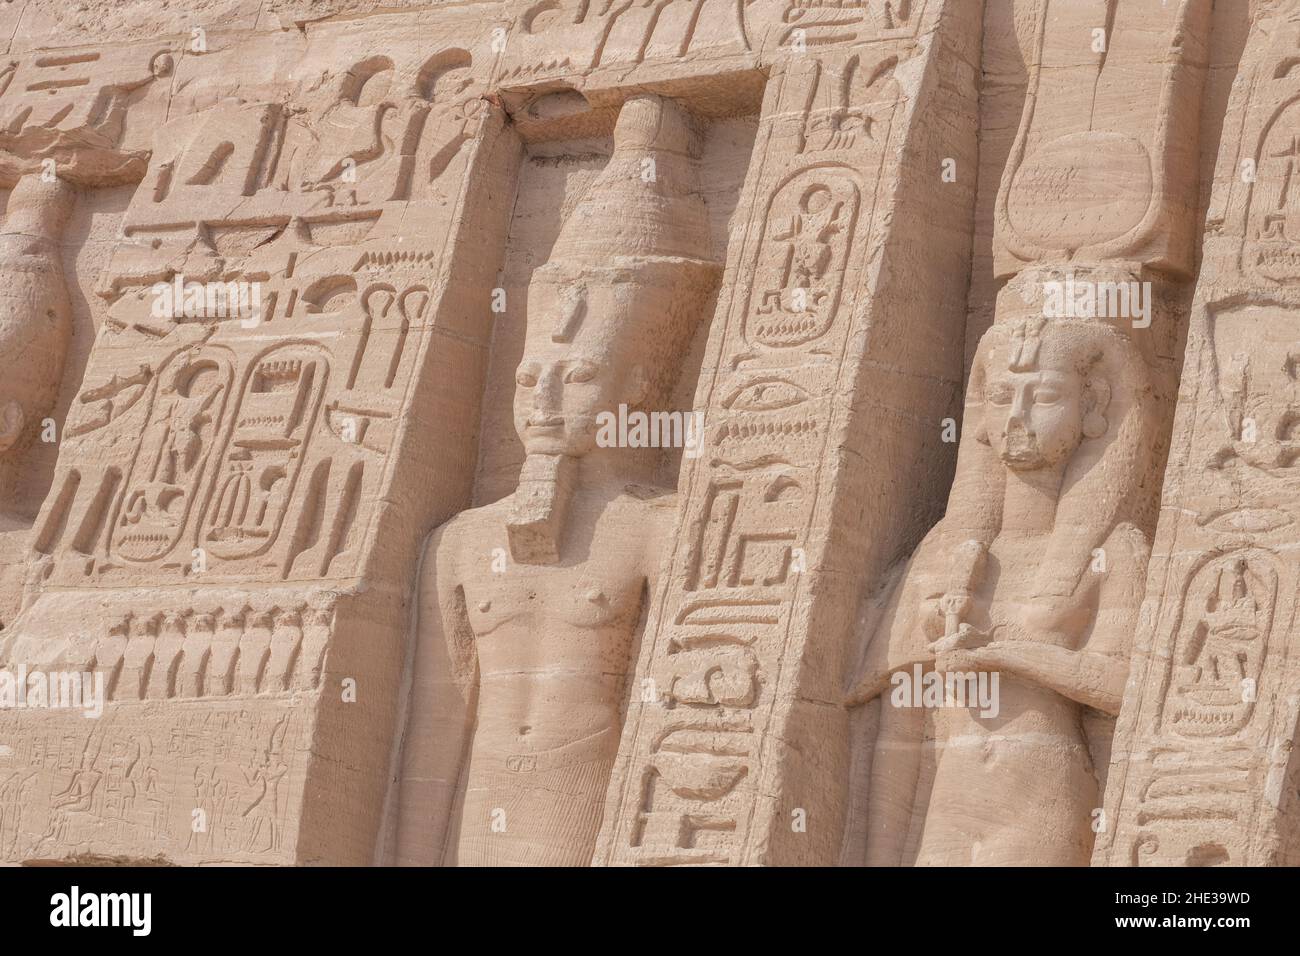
[1008,390,1032,423]
[1005,410,1032,438]
[527,370,564,424]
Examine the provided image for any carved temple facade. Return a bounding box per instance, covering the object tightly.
[0,0,1294,867]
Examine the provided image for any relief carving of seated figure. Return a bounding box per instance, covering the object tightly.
[849,278,1154,866]
[394,94,719,866]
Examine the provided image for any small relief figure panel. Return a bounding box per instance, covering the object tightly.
[0,701,304,864]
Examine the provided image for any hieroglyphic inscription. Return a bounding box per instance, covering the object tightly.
[598,47,909,866]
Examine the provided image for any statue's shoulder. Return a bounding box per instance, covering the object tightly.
[425,497,510,558]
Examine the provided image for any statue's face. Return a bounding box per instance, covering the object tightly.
[513,265,643,458]
[983,361,1086,471]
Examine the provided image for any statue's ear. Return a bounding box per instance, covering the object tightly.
[1082,376,1111,440]
[0,401,23,451]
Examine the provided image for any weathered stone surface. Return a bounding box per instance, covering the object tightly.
[0,0,1294,868]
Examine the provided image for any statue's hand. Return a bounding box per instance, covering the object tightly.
[934,637,1000,675]
[930,621,989,656]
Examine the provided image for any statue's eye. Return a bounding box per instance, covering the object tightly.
[1033,387,1061,405]
[515,367,538,388]
[565,363,597,384]
[985,383,1013,405]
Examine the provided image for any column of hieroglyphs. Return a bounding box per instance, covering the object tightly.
[843,0,1212,866]
[593,0,983,866]
[0,5,520,864]
[1098,0,1300,867]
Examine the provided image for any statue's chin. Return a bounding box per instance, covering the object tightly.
[522,440,565,458]
[998,444,1045,471]
[520,434,583,458]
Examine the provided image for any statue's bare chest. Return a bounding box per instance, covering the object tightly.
[460,547,645,640]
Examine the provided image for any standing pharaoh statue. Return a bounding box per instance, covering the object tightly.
[0,174,75,532]
[848,268,1155,866]
[393,94,719,865]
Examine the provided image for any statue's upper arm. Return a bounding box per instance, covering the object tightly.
[418,519,478,697]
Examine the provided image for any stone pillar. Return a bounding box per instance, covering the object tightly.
[1098,3,1300,867]
[595,0,983,866]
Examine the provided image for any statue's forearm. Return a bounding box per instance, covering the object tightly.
[394,679,475,865]
[979,642,1127,716]
[395,543,479,866]
[849,644,937,705]
[848,662,895,706]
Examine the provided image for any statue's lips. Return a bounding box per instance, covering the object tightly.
[526,417,565,431]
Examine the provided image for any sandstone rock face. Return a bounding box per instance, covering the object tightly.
[0,0,1290,868]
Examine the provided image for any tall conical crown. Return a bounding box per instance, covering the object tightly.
[549,93,713,265]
